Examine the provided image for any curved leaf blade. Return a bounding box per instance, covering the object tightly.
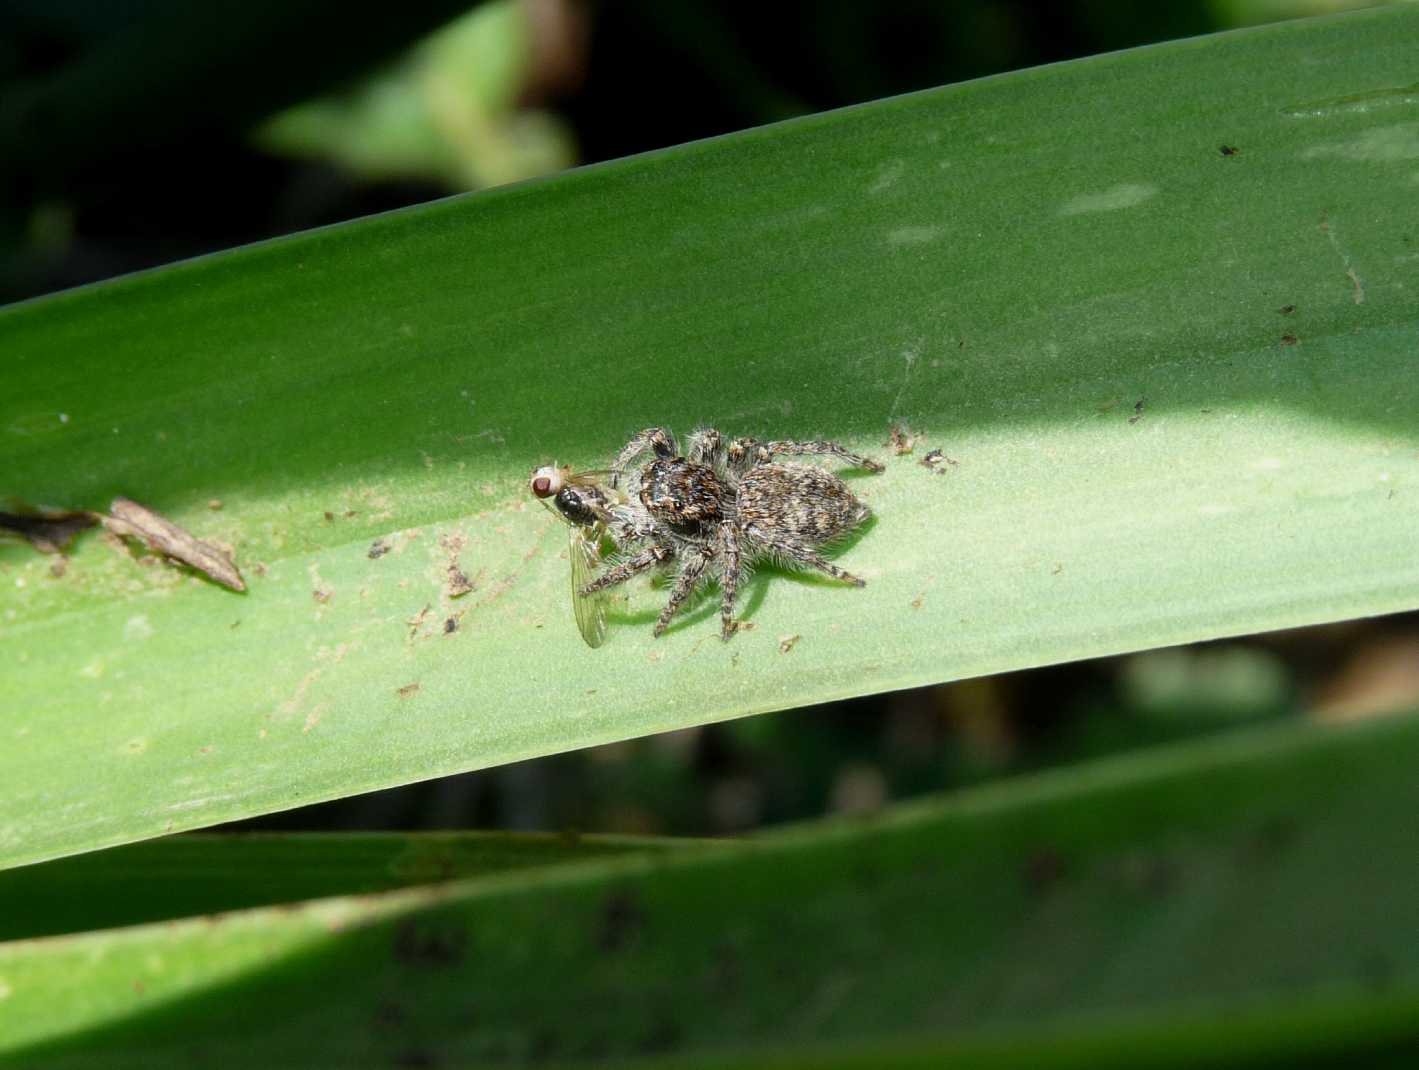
[4,712,1418,1064]
[3,7,1419,867]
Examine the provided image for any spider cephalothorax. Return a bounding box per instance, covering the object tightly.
[637,456,731,532]
[577,426,882,640]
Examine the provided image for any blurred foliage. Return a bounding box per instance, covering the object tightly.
[1211,0,1409,24]
[255,1,574,189]
[8,709,1419,1065]
[0,0,476,301]
[2,0,1405,304]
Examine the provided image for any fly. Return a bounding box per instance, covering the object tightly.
[529,464,621,647]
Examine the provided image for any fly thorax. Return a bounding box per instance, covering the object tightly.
[555,485,604,528]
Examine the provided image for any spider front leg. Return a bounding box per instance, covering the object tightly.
[610,427,679,489]
[653,544,716,637]
[737,437,884,473]
[580,541,673,595]
[685,427,726,467]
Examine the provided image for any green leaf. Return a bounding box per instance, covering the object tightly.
[3,7,1419,869]
[0,831,698,942]
[4,712,1418,1065]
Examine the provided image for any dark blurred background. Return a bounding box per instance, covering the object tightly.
[4,0,1413,837]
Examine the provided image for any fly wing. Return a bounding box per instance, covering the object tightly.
[569,526,609,648]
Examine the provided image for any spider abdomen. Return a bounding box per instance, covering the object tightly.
[736,463,868,545]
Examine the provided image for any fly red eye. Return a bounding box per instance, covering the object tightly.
[531,476,553,497]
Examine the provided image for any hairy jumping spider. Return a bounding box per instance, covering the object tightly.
[571,427,881,640]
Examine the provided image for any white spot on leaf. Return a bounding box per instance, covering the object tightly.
[1060,183,1159,216]
[1304,122,1419,162]
[869,159,906,194]
[886,225,943,246]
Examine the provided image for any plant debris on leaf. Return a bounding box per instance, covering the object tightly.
[101,497,246,592]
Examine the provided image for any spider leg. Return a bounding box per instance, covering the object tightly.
[760,439,884,473]
[686,427,726,467]
[610,427,679,488]
[579,541,673,595]
[653,544,716,637]
[761,536,866,587]
[609,504,658,542]
[719,525,742,640]
[725,436,767,475]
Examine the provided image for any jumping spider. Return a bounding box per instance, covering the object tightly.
[573,427,882,641]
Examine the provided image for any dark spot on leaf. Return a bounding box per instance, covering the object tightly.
[397,683,420,699]
[1243,816,1298,862]
[1116,853,1178,896]
[598,888,644,953]
[392,919,466,968]
[374,1000,406,1029]
[1219,144,1239,156]
[1023,847,1068,893]
[1278,304,1296,314]
[1128,398,1146,424]
[528,1027,562,1062]
[443,617,457,634]
[710,940,743,997]
[368,538,391,559]
[0,507,97,553]
[638,1013,683,1055]
[1281,333,1298,346]
[853,857,883,888]
[446,565,474,597]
